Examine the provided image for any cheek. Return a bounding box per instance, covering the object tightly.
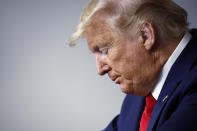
[110,53,135,77]
[107,42,147,77]
[118,50,146,78]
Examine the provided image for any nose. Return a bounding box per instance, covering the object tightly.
[95,53,110,75]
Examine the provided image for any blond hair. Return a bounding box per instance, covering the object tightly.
[68,0,188,46]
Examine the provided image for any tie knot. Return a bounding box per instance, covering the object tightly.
[139,94,157,131]
[145,94,156,113]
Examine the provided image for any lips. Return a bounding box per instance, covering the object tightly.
[108,71,121,84]
[114,77,120,84]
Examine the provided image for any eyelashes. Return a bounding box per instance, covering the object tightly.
[92,42,113,55]
[99,47,109,55]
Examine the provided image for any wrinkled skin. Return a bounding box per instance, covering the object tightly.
[85,17,170,96]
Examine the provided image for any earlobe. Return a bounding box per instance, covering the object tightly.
[140,22,155,51]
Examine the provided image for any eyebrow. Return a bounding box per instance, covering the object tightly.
[88,43,98,53]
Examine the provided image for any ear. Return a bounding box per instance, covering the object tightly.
[139,22,155,50]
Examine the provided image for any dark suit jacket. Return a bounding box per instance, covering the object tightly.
[104,29,197,131]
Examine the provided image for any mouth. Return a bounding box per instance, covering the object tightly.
[108,72,121,84]
[111,76,120,84]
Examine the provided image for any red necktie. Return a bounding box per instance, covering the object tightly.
[139,94,156,131]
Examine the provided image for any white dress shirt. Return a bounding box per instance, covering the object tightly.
[152,32,192,100]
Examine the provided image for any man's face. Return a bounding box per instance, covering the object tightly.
[85,19,159,96]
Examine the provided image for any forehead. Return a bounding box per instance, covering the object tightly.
[85,19,114,51]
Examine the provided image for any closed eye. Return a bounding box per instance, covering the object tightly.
[99,47,108,55]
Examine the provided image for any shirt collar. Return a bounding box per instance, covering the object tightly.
[152,32,192,100]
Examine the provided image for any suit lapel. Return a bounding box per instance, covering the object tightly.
[133,97,146,131]
[147,76,181,131]
[120,95,145,131]
[148,29,197,131]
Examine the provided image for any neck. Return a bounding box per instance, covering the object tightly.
[154,37,183,70]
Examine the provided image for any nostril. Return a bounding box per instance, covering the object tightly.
[103,70,110,75]
[95,55,110,75]
[99,71,105,76]
[98,70,108,76]
[98,65,111,76]
[97,68,105,75]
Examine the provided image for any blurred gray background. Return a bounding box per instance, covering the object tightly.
[0,0,196,131]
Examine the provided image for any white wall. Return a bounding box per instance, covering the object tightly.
[0,0,196,131]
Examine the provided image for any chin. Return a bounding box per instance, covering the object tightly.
[120,84,134,94]
[120,84,150,96]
